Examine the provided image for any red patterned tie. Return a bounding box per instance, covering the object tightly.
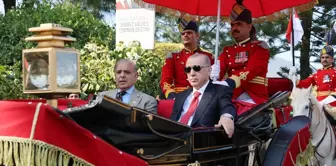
[179,91,201,125]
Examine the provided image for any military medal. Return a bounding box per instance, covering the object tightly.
[235,51,248,63]
[323,75,331,83]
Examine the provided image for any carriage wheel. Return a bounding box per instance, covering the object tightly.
[263,116,314,166]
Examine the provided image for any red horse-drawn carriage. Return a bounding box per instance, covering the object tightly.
[0,77,312,166]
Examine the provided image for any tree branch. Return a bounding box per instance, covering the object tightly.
[312,9,334,18]
[311,33,325,41]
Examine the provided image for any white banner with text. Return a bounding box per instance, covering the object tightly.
[116,6,155,50]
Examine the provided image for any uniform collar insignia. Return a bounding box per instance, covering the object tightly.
[236,37,251,46]
[322,65,333,70]
[184,47,200,53]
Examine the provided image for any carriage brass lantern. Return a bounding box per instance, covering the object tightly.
[23,23,80,106]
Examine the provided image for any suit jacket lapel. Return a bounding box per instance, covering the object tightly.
[130,88,141,106]
[173,88,192,121]
[191,83,214,126]
[110,89,118,99]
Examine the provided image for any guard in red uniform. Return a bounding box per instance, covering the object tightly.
[292,46,336,124]
[160,18,214,99]
[292,46,336,105]
[210,2,270,114]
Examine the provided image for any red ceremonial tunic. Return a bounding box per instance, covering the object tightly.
[297,66,336,106]
[160,47,214,98]
[218,39,270,104]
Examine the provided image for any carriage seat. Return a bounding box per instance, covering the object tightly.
[267,78,293,127]
[157,78,294,126]
[157,99,174,119]
[267,77,293,97]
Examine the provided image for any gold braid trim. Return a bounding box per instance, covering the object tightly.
[294,139,314,166]
[239,71,249,80]
[133,0,317,24]
[230,75,241,88]
[163,82,174,90]
[165,89,176,98]
[0,136,94,166]
[163,82,176,98]
[269,108,278,128]
[187,161,200,166]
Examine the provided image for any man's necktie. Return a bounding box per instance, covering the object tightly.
[179,91,201,125]
[116,91,127,102]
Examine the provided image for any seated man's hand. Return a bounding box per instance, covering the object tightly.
[215,115,234,138]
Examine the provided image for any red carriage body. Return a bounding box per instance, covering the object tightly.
[0,77,312,166]
[0,101,149,166]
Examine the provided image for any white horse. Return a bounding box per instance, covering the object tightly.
[290,85,336,166]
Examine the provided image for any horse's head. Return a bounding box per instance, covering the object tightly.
[290,85,317,117]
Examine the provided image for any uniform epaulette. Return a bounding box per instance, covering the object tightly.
[200,47,212,54]
[165,52,173,59]
[166,50,182,59]
[252,40,269,49]
[219,47,229,57]
[222,46,230,51]
[200,48,215,59]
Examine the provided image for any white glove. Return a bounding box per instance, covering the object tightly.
[212,80,229,86]
[288,66,297,83]
[211,60,220,81]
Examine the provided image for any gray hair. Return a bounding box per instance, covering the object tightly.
[114,59,137,72]
[188,53,211,66]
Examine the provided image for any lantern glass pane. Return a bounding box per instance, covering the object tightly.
[56,51,78,89]
[24,51,50,90]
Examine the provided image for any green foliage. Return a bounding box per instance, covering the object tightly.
[154,43,183,59]
[70,0,116,19]
[80,41,164,96]
[0,63,36,99]
[80,43,117,93]
[0,0,115,65]
[255,19,289,56]
[0,1,114,99]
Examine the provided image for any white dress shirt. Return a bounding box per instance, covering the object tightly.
[179,80,210,126]
[117,86,134,104]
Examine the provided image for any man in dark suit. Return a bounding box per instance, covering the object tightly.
[170,53,236,138]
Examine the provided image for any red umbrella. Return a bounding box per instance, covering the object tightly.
[136,0,317,21]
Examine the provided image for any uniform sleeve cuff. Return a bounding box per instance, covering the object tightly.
[228,75,241,88]
[165,89,176,98]
[225,78,236,88]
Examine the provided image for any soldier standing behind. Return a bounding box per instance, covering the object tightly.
[211,1,270,114]
[160,18,214,99]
